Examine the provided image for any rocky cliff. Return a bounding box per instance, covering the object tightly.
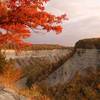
[15,49,73,88]
[40,38,100,87]
[2,38,100,88]
[0,38,100,100]
[0,87,27,100]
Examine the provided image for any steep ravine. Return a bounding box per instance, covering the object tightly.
[3,38,100,88]
[40,38,100,87]
[16,39,100,88]
[41,49,99,86]
[8,49,73,88]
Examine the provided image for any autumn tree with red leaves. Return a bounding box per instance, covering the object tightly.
[0,0,67,48]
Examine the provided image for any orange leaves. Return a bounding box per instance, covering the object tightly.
[0,0,67,48]
[0,64,22,87]
[0,2,8,17]
[53,26,63,33]
[43,25,62,33]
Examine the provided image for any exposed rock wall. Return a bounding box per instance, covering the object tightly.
[15,48,100,88]
[1,48,72,59]
[0,88,27,100]
[12,49,73,71]
[41,49,100,86]
[15,49,73,88]
[2,49,72,60]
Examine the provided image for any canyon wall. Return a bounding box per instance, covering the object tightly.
[13,49,73,69]
[41,49,100,87]
[13,49,73,88]
[0,87,27,100]
[2,49,72,60]
[3,38,100,88]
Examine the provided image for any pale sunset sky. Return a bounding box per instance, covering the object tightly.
[28,0,100,46]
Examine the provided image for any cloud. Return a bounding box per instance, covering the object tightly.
[29,15,100,46]
[27,0,100,46]
[46,0,100,18]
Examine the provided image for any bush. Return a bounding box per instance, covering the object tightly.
[0,51,6,73]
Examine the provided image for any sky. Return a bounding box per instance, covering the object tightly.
[28,0,100,46]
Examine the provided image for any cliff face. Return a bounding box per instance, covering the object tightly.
[14,49,73,71]
[0,88,27,100]
[0,39,100,99]
[2,38,100,88]
[41,39,100,87]
[13,49,73,88]
[2,49,72,60]
[75,38,100,49]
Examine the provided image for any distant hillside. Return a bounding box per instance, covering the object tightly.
[30,44,69,50]
[1,43,69,50]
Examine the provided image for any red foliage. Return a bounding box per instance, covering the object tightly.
[0,0,67,47]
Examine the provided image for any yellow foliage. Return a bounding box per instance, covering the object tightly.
[0,63,51,99]
[0,64,22,88]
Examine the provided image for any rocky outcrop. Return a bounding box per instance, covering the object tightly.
[2,49,72,59]
[0,87,27,100]
[75,38,100,49]
[15,49,73,88]
[3,38,100,88]
[40,38,100,87]
[15,38,100,88]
